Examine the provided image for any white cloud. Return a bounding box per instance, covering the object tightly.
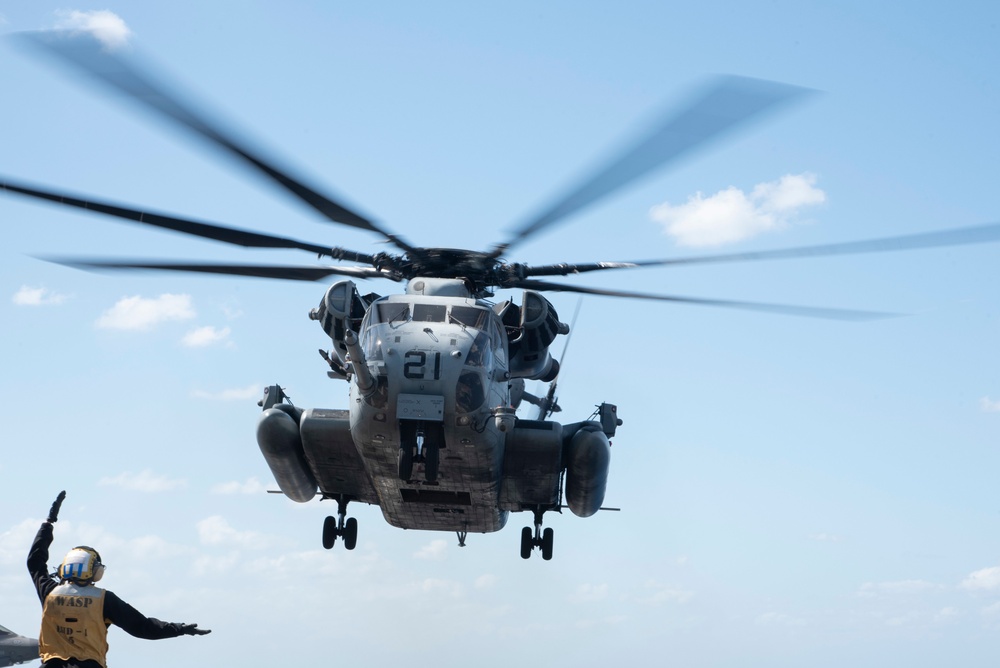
[197,515,275,549]
[858,580,938,597]
[961,566,1000,591]
[96,294,195,331]
[182,325,232,348]
[979,397,1000,413]
[651,173,826,247]
[474,574,498,590]
[570,583,609,603]
[211,477,268,495]
[809,532,845,543]
[756,611,806,627]
[639,580,694,605]
[12,285,68,306]
[414,539,449,560]
[53,10,133,50]
[190,384,261,401]
[98,469,186,492]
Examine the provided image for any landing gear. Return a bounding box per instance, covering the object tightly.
[398,421,443,483]
[321,497,358,550]
[519,509,554,561]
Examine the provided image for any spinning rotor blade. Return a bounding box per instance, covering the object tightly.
[513,279,898,321]
[1,178,380,263]
[12,31,415,253]
[492,76,813,258]
[42,258,393,282]
[523,221,1000,276]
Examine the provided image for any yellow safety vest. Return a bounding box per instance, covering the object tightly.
[39,582,110,667]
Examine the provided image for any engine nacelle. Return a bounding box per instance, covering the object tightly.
[563,423,611,517]
[500,291,568,380]
[256,405,317,503]
[311,280,368,362]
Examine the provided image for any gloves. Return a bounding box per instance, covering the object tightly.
[177,623,211,636]
[47,491,66,523]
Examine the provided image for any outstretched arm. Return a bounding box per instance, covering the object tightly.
[103,591,211,640]
[27,491,66,603]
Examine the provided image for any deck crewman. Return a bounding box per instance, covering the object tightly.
[27,491,210,668]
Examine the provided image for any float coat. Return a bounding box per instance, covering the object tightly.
[40,583,109,666]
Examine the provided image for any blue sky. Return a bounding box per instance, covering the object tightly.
[1,2,998,667]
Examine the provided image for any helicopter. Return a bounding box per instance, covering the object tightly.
[5,31,1000,560]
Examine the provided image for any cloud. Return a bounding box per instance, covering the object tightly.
[197,515,275,549]
[858,580,939,597]
[190,384,261,401]
[570,583,609,603]
[638,580,694,605]
[809,532,845,543]
[980,397,1000,413]
[414,539,449,560]
[651,173,826,247]
[211,477,268,495]
[53,10,133,50]
[96,294,195,331]
[182,325,232,348]
[474,574,498,590]
[961,566,1000,591]
[756,611,806,627]
[12,285,68,306]
[98,469,186,492]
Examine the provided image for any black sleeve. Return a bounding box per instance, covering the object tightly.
[102,590,186,640]
[27,522,58,604]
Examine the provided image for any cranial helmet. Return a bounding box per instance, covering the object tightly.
[58,546,105,584]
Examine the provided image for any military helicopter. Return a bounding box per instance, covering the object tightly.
[5,32,1000,560]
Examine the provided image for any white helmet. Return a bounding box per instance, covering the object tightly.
[58,546,105,584]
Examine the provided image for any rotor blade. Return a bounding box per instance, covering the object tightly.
[512,279,898,321]
[522,220,1000,277]
[491,76,813,258]
[41,258,394,282]
[627,221,1000,268]
[1,177,382,263]
[12,31,415,253]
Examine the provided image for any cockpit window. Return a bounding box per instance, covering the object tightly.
[413,304,447,322]
[465,331,493,368]
[456,371,485,413]
[376,302,409,324]
[450,305,489,330]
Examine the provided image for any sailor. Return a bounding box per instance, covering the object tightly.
[27,491,210,668]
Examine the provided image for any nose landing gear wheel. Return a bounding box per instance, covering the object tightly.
[397,446,413,481]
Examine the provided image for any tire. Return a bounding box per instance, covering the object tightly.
[520,526,533,560]
[344,517,358,550]
[424,445,440,483]
[322,515,337,550]
[398,446,413,481]
[541,527,554,561]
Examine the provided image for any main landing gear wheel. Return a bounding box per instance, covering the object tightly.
[520,509,554,560]
[321,497,358,551]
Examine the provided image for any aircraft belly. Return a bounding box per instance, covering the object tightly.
[354,415,507,533]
